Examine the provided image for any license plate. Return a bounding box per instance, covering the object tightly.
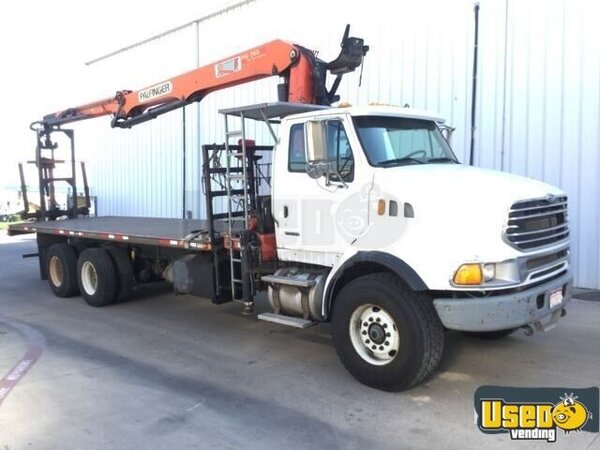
[549,288,564,309]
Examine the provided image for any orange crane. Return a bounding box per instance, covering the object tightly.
[35,25,368,130]
[23,25,368,220]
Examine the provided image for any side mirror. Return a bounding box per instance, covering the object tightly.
[306,162,328,179]
[305,120,328,163]
[439,124,455,145]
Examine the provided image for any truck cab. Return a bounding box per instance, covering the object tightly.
[265,104,571,389]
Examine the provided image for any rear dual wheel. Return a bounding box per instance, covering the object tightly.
[105,246,134,303]
[47,243,79,297]
[77,246,135,307]
[77,248,118,307]
[47,244,135,306]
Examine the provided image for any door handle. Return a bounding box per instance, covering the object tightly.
[283,206,289,218]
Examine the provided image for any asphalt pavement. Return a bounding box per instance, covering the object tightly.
[1,234,599,449]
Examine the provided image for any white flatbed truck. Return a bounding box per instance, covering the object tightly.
[9,29,572,391]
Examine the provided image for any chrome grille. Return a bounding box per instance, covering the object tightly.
[505,196,569,250]
[522,249,569,282]
[526,249,568,271]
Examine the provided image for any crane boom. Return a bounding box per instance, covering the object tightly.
[35,26,369,130]
[21,25,368,222]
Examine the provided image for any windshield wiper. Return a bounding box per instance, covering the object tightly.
[426,157,458,164]
[377,157,425,167]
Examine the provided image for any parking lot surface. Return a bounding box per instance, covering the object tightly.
[1,235,599,449]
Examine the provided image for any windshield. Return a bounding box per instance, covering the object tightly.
[352,116,458,167]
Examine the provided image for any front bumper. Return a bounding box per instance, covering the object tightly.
[433,272,573,332]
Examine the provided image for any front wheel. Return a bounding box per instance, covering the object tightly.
[331,273,444,391]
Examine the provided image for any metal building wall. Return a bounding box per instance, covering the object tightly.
[78,0,475,217]
[192,0,474,215]
[77,24,198,218]
[476,0,600,288]
[77,0,600,288]
[193,0,474,155]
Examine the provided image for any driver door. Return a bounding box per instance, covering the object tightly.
[274,115,370,266]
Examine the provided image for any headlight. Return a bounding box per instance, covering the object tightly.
[453,260,520,287]
[482,263,495,281]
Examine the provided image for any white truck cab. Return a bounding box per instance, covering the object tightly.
[267,104,571,389]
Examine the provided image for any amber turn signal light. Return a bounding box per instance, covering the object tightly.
[377,199,386,216]
[453,264,483,285]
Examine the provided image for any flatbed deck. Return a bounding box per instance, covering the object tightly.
[8,216,243,251]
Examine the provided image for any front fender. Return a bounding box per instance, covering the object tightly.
[322,251,428,318]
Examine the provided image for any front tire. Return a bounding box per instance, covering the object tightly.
[331,273,444,391]
[77,248,117,307]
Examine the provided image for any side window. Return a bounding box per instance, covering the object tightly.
[288,123,306,172]
[287,119,354,182]
[327,120,354,182]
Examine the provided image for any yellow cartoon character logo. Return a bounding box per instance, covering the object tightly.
[552,393,592,433]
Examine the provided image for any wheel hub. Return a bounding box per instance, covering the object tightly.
[350,304,400,366]
[81,261,98,295]
[49,256,64,287]
[368,323,386,344]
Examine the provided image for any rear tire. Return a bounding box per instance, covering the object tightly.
[46,243,79,297]
[105,246,134,302]
[331,273,444,391]
[462,328,517,340]
[77,248,117,307]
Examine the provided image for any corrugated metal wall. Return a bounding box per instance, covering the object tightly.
[77,24,198,218]
[77,0,600,288]
[475,0,600,288]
